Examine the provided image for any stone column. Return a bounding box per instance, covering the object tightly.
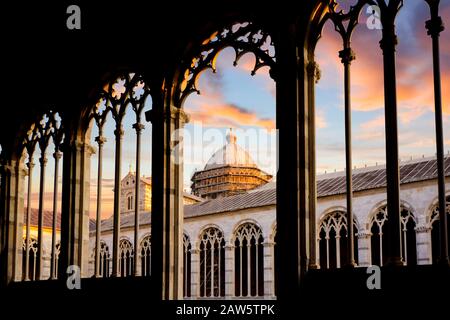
[2,160,27,284]
[59,140,94,279]
[306,61,321,270]
[111,125,124,277]
[224,241,235,298]
[94,134,105,277]
[37,154,47,280]
[147,103,189,299]
[190,244,200,298]
[377,0,403,266]
[425,0,449,266]
[24,160,34,281]
[356,230,372,267]
[50,151,62,280]
[276,19,304,306]
[263,240,275,298]
[415,223,432,265]
[133,122,145,276]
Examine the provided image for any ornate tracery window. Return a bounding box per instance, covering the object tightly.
[370,204,417,266]
[119,239,134,277]
[429,195,450,264]
[176,21,276,107]
[234,222,264,297]
[99,241,111,278]
[140,235,151,277]
[22,238,38,281]
[199,227,225,297]
[21,111,64,281]
[318,210,359,269]
[183,234,192,298]
[88,72,151,278]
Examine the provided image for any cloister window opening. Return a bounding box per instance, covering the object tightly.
[318,210,359,269]
[22,238,38,281]
[179,21,277,299]
[87,72,151,278]
[119,238,134,277]
[21,111,64,281]
[370,205,417,266]
[313,0,388,269]
[234,222,264,297]
[430,195,450,264]
[99,241,111,278]
[199,227,225,297]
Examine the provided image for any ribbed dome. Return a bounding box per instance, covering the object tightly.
[204,130,257,170]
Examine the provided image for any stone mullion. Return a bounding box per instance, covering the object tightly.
[24,160,34,281]
[50,151,62,279]
[133,121,145,276]
[111,123,124,277]
[377,0,403,266]
[306,61,320,269]
[37,154,48,280]
[94,131,106,277]
[425,0,449,266]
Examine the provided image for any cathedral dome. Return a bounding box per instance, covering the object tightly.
[204,130,257,170]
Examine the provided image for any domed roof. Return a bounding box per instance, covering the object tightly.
[204,130,257,170]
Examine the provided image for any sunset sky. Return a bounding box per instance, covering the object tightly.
[25,1,450,219]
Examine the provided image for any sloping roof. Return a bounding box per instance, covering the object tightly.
[316,156,450,197]
[184,156,450,217]
[184,187,276,218]
[90,212,152,233]
[23,208,61,230]
[72,156,450,232]
[183,192,204,202]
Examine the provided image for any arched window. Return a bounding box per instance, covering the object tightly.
[21,111,64,281]
[127,195,133,211]
[119,239,134,277]
[22,238,38,281]
[199,227,225,297]
[99,241,111,278]
[183,234,192,298]
[88,73,151,278]
[140,235,151,277]
[318,210,359,269]
[370,205,417,266]
[429,195,450,264]
[234,222,264,297]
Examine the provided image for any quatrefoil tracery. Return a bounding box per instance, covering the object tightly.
[177,21,276,106]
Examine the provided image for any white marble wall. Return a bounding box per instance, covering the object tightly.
[87,179,449,295]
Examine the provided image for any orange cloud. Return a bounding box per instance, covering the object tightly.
[316,6,450,130]
[188,102,275,130]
